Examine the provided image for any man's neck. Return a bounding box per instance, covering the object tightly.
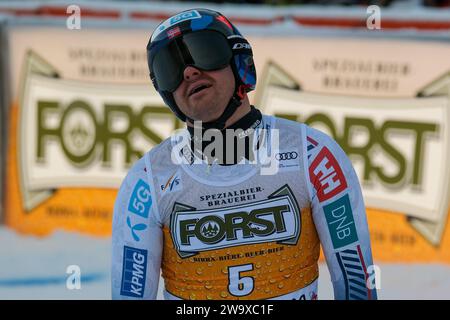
[222,96,252,128]
[186,103,262,165]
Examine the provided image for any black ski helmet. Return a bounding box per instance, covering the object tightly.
[147,8,256,125]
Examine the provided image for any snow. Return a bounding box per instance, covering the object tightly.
[0,226,449,300]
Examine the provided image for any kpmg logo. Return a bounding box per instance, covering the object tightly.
[127,179,152,242]
[120,246,147,298]
[170,185,301,258]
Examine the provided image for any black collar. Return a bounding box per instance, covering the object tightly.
[186,106,262,165]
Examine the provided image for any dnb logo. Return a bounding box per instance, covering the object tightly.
[170,185,301,258]
[323,194,358,249]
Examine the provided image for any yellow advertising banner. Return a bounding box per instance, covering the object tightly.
[4,24,450,264]
[0,16,6,223]
[257,63,450,263]
[5,26,173,236]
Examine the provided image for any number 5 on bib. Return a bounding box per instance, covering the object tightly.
[228,264,254,297]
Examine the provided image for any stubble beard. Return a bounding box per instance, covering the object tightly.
[189,93,225,123]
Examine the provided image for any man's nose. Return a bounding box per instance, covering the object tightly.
[183,65,201,81]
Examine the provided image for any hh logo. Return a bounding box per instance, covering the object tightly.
[170,185,301,258]
[309,147,347,202]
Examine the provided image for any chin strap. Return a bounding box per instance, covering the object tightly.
[186,84,246,130]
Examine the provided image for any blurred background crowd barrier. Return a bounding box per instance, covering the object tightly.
[0,0,449,265]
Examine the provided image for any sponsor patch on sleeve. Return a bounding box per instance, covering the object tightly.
[323,194,358,249]
[309,147,347,202]
[128,179,152,218]
[120,246,148,298]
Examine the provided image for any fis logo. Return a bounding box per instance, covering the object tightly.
[170,185,301,257]
[120,246,147,298]
[159,172,183,195]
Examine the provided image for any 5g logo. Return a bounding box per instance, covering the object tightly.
[66,265,81,290]
[127,179,152,242]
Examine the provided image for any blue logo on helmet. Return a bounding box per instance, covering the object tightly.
[191,14,213,31]
[152,10,202,41]
[170,10,201,25]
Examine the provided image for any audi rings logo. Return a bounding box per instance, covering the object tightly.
[275,151,298,161]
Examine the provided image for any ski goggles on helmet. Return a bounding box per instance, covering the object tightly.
[150,30,233,93]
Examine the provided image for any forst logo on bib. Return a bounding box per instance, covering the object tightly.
[179,204,290,245]
[200,221,220,238]
[170,185,302,258]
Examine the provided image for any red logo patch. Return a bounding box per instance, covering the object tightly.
[217,15,233,30]
[167,26,181,39]
[309,147,347,202]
